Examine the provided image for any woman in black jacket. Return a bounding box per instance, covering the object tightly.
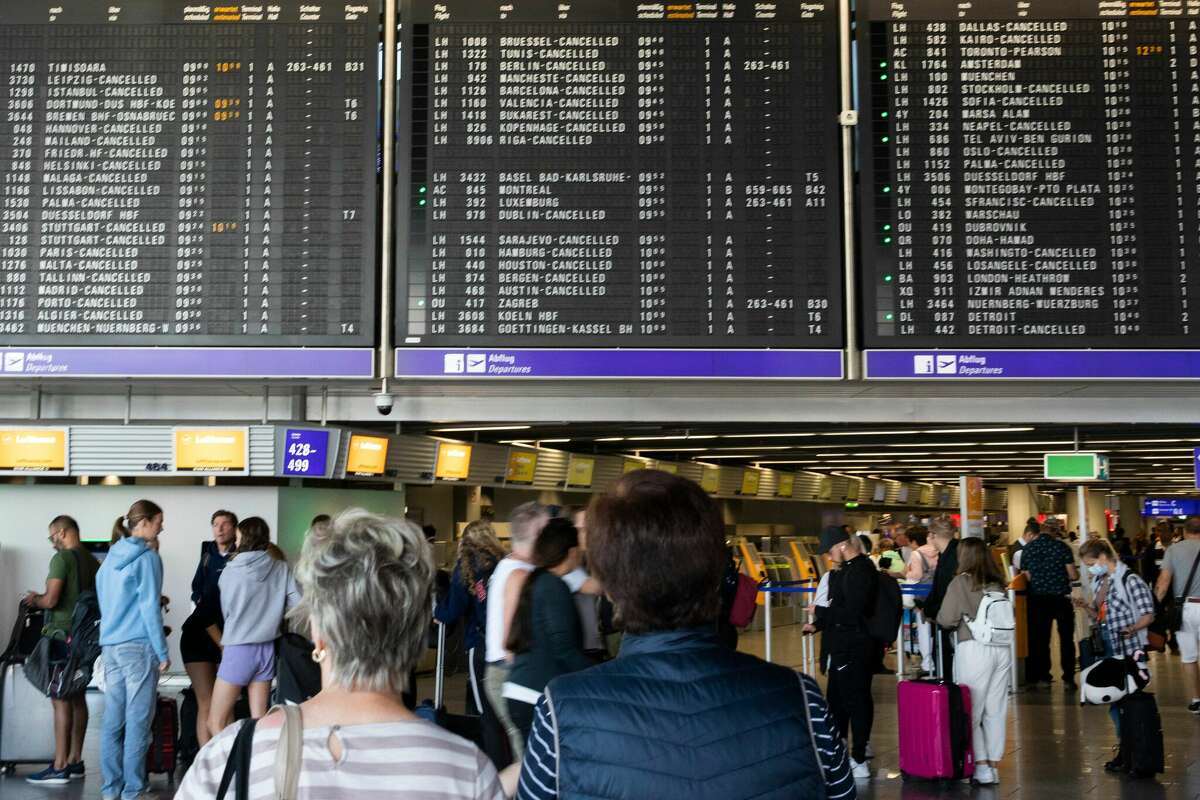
[503,518,593,742]
[181,509,237,748]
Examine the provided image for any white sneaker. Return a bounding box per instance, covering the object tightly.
[973,764,997,785]
[850,758,871,780]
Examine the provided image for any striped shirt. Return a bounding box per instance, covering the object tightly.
[516,672,856,800]
[1093,564,1156,656]
[175,717,505,800]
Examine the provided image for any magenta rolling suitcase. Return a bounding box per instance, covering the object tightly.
[897,679,974,781]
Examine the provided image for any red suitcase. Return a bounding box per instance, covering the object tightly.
[146,694,179,781]
[898,679,974,782]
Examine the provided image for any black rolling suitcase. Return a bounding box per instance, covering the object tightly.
[415,620,482,746]
[1117,692,1164,778]
[1,602,44,663]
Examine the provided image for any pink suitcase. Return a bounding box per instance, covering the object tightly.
[898,680,975,781]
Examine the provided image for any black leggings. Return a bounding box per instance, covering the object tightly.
[470,646,513,769]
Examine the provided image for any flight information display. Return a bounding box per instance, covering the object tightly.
[860,0,1200,348]
[398,0,843,348]
[0,1,377,345]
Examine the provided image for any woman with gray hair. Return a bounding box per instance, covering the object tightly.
[175,509,505,799]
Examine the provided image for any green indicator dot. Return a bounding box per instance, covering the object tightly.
[879,61,888,68]
[418,186,427,194]
[883,236,892,244]
[881,111,889,118]
[885,313,895,321]
[883,224,892,231]
[880,74,888,80]
[882,186,892,193]
[881,136,890,143]
[418,199,427,206]
[884,274,894,282]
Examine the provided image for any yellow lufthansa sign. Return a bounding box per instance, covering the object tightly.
[740,469,761,496]
[435,442,472,481]
[566,456,595,488]
[700,467,720,494]
[506,450,538,484]
[777,472,795,498]
[175,428,247,473]
[0,428,67,473]
[346,434,389,477]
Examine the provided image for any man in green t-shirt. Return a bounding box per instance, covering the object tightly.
[22,515,100,785]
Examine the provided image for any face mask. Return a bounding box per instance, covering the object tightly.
[1088,563,1108,577]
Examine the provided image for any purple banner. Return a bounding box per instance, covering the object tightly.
[395,349,844,379]
[866,350,1200,380]
[0,348,374,378]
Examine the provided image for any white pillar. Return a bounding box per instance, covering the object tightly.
[1067,486,1110,543]
[1077,486,1089,543]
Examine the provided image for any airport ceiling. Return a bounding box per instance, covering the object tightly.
[402,422,1200,495]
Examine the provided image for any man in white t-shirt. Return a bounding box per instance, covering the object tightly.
[484,501,549,764]
[1156,516,1200,713]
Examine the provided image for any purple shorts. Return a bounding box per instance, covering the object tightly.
[217,642,276,685]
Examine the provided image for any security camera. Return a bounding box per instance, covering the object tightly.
[374,392,394,416]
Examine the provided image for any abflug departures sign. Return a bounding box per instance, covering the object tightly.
[859,0,1200,349]
[0,0,377,346]
[396,0,844,348]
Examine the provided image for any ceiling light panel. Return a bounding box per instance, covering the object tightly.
[431,425,532,432]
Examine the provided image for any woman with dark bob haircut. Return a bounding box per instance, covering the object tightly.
[506,470,858,800]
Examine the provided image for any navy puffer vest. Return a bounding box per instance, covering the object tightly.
[544,628,826,800]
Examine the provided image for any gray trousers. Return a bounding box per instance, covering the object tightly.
[484,662,524,764]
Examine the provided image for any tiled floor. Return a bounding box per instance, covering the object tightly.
[2,624,1198,799]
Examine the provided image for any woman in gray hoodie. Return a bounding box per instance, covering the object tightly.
[207,517,300,735]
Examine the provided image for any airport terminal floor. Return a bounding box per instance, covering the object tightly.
[2,623,1197,800]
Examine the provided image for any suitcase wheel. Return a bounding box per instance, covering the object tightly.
[0,763,14,776]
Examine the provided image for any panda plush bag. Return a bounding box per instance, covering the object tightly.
[1078,650,1150,706]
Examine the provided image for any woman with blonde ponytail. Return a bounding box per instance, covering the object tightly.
[95,499,168,800]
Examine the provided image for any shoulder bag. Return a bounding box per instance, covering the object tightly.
[1163,549,1200,633]
[216,705,303,800]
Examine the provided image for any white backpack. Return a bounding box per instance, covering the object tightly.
[965,590,1016,647]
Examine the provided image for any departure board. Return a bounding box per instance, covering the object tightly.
[860,0,1200,348]
[397,0,843,348]
[0,1,377,346]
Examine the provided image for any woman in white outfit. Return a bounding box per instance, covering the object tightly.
[936,538,1011,787]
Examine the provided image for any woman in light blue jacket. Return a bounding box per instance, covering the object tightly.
[207,517,300,735]
[96,499,168,800]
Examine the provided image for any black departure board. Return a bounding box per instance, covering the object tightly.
[397,0,843,347]
[860,0,1200,348]
[0,1,377,345]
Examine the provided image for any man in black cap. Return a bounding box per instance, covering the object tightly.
[806,525,877,780]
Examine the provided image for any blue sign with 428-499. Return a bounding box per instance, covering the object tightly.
[281,429,331,478]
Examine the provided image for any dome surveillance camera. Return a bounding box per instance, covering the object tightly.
[374,392,395,416]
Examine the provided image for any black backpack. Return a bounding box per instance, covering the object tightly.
[865,572,903,643]
[48,584,102,698]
